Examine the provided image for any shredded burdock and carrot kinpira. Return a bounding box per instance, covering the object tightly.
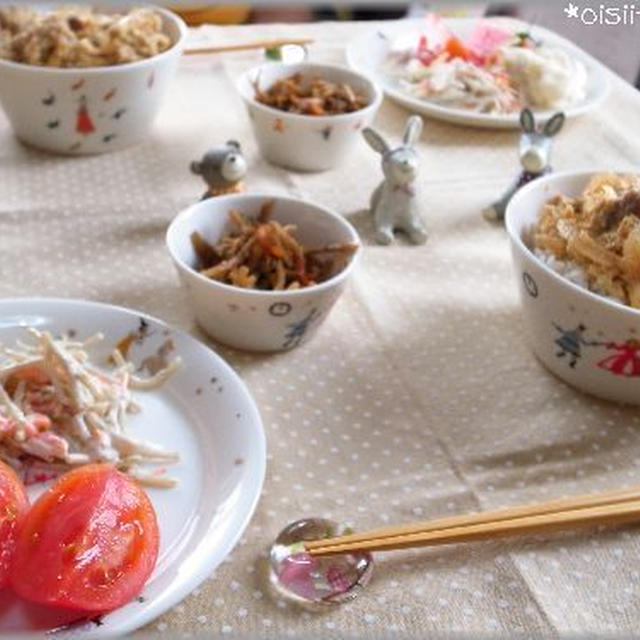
[0,328,180,488]
[253,73,368,116]
[191,202,358,290]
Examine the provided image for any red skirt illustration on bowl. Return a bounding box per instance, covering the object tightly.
[597,340,640,377]
[76,96,95,135]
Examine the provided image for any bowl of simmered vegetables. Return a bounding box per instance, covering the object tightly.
[237,62,382,172]
[166,193,361,351]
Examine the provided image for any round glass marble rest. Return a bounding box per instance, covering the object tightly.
[269,518,373,610]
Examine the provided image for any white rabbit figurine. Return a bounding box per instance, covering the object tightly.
[362,115,427,245]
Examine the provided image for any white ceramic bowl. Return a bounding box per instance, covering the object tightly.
[506,170,640,405]
[0,7,187,155]
[237,62,382,172]
[166,193,361,352]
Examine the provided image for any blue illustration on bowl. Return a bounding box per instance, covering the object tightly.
[269,302,292,317]
[522,271,538,298]
[551,322,640,377]
[553,322,593,368]
[283,308,319,349]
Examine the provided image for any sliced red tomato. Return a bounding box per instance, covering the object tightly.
[10,464,159,612]
[0,460,29,588]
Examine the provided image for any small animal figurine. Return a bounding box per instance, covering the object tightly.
[483,108,565,223]
[190,140,248,199]
[362,115,428,245]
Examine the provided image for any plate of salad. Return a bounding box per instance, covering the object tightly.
[346,15,610,129]
[0,298,266,635]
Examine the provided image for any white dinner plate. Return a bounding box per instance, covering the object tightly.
[346,17,611,129]
[0,298,266,636]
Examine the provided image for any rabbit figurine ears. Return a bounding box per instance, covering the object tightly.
[362,115,427,245]
[363,115,424,155]
[520,108,565,137]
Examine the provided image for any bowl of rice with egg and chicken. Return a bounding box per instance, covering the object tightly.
[506,170,640,405]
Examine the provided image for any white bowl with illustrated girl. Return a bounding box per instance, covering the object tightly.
[0,7,187,155]
[237,62,383,172]
[506,170,640,405]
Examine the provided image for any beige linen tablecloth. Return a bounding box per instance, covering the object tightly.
[2,19,640,637]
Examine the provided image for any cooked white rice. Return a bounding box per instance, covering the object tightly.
[534,248,624,304]
[534,249,588,288]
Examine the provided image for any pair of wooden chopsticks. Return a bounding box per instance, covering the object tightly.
[305,486,640,556]
[184,38,313,56]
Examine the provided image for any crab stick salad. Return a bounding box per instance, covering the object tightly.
[385,14,588,114]
[0,328,180,488]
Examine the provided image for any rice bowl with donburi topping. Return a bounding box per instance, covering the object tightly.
[531,173,640,309]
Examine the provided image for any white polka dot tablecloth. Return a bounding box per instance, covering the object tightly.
[3,18,640,637]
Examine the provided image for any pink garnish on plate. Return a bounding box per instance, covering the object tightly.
[415,13,454,64]
[465,22,512,64]
[414,14,512,66]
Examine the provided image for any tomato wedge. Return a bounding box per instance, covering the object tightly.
[11,464,159,612]
[0,460,28,588]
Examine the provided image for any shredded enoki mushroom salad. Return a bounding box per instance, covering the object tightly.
[0,328,181,487]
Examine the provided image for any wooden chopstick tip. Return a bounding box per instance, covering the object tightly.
[184,38,314,56]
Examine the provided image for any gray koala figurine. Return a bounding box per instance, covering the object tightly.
[190,140,248,199]
[362,115,427,245]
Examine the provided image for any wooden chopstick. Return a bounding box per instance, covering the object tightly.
[184,38,314,56]
[306,486,640,551]
[305,486,640,556]
[307,500,640,555]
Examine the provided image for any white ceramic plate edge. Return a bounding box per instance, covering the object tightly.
[0,297,267,637]
[346,17,612,129]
